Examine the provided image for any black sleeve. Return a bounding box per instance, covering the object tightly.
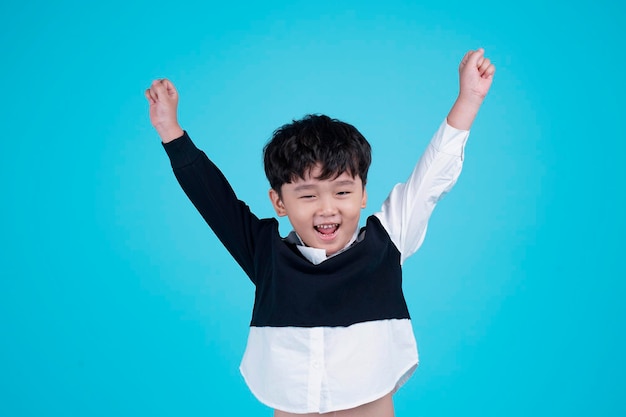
[162,132,263,283]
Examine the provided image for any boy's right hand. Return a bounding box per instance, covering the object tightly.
[145,79,184,143]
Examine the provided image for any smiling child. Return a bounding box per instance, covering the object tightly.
[146,48,495,417]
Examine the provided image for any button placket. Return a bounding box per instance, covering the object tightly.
[306,327,325,411]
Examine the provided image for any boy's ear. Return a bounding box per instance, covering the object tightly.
[361,187,368,209]
[269,188,288,217]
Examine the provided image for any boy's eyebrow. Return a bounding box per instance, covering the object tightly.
[292,179,357,192]
[292,184,317,192]
[334,179,357,187]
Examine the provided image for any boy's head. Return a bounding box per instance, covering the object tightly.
[263,114,372,193]
[263,114,372,256]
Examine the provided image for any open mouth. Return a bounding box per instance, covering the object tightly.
[314,223,339,240]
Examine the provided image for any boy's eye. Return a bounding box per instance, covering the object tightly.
[337,191,351,196]
[299,195,315,199]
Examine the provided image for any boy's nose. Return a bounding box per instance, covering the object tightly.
[317,196,337,215]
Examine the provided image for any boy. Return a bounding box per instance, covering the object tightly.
[146,48,495,416]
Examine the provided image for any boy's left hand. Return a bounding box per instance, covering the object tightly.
[446,48,496,130]
[458,48,496,104]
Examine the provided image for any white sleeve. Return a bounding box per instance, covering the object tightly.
[373,120,470,265]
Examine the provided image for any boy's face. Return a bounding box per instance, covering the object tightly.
[269,165,367,257]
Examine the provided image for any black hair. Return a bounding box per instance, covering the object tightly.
[263,114,372,193]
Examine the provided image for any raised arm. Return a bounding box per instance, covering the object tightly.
[145,79,266,283]
[375,48,495,264]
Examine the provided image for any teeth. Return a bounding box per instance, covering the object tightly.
[316,224,338,229]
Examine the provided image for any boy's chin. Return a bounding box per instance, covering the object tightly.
[321,239,351,257]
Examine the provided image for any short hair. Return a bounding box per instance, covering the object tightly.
[263,114,372,193]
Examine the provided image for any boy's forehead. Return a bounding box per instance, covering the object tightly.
[293,164,359,183]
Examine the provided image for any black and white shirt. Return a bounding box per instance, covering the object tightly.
[163,120,469,414]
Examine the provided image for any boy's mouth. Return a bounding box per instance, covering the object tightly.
[314,223,339,239]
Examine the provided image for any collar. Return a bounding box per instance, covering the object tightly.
[284,228,365,265]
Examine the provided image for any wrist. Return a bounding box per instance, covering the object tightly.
[447,95,482,131]
[156,123,184,143]
[456,92,485,108]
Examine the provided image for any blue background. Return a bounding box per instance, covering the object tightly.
[1,0,624,416]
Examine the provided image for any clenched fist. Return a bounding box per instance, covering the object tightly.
[145,79,184,143]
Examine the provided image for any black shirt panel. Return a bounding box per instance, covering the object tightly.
[251,216,409,327]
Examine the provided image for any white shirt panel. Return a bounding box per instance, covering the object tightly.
[240,319,418,414]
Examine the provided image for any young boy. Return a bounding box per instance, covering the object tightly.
[146,48,495,416]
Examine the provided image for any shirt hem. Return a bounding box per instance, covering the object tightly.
[239,359,419,414]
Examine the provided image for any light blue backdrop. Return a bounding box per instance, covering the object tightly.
[1,0,624,416]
